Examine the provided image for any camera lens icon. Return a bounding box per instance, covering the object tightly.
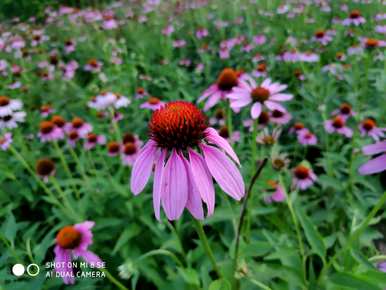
[12,263,40,277]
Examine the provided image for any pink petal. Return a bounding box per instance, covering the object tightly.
[251,102,262,119]
[161,150,188,220]
[79,250,103,267]
[359,154,386,175]
[362,141,386,155]
[204,127,240,165]
[265,100,286,112]
[188,149,215,216]
[54,246,74,285]
[201,144,245,200]
[153,149,166,220]
[182,155,204,219]
[130,140,157,195]
[204,91,221,111]
[269,93,293,101]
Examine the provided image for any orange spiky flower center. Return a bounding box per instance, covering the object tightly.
[332,116,344,128]
[149,101,208,150]
[148,97,161,105]
[87,133,97,143]
[339,103,352,115]
[272,110,284,118]
[108,141,120,154]
[362,118,375,131]
[294,165,310,179]
[56,226,82,249]
[123,142,137,155]
[36,158,55,176]
[218,126,229,139]
[315,30,325,38]
[52,115,66,128]
[365,38,379,48]
[72,117,84,128]
[216,68,238,91]
[0,96,10,106]
[350,10,361,19]
[40,121,55,134]
[251,87,270,103]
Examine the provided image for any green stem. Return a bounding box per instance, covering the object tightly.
[279,176,307,286]
[110,108,122,141]
[227,105,233,136]
[100,268,129,290]
[192,219,222,278]
[318,191,386,284]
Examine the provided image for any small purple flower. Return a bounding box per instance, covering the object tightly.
[324,116,353,138]
[140,97,165,111]
[55,221,103,285]
[297,129,318,146]
[359,118,385,141]
[293,165,317,191]
[84,133,106,150]
[0,132,12,151]
[358,141,386,175]
[265,181,286,203]
[65,117,92,137]
[38,121,64,142]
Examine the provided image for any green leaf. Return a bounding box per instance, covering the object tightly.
[112,225,140,255]
[208,279,232,290]
[178,268,200,286]
[296,206,326,260]
[329,272,382,290]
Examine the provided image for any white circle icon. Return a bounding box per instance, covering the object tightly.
[27,264,40,277]
[12,264,25,276]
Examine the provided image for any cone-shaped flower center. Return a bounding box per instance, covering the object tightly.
[148,97,161,105]
[123,142,137,155]
[40,121,55,134]
[72,117,84,128]
[362,118,375,131]
[149,101,208,150]
[216,68,238,91]
[56,226,82,249]
[68,131,79,140]
[251,87,270,103]
[315,30,325,38]
[258,111,270,125]
[218,126,229,139]
[108,141,120,154]
[88,58,98,67]
[214,108,225,120]
[123,132,135,144]
[332,116,344,128]
[272,110,284,118]
[87,133,97,143]
[257,63,266,72]
[137,87,145,94]
[350,10,361,19]
[40,105,51,113]
[339,103,352,115]
[0,96,10,107]
[262,135,275,145]
[52,115,66,128]
[294,165,310,179]
[36,158,55,176]
[272,159,285,170]
[365,38,379,48]
[304,132,313,139]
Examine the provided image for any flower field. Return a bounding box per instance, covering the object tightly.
[0,1,385,289]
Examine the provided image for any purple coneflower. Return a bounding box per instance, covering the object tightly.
[36,158,56,182]
[198,68,246,111]
[39,121,64,142]
[342,10,366,26]
[121,142,140,166]
[269,109,292,125]
[0,132,12,151]
[313,30,334,45]
[65,117,92,137]
[84,133,106,150]
[324,116,353,138]
[40,104,53,117]
[293,164,317,191]
[358,141,386,175]
[107,141,121,157]
[264,180,286,203]
[140,97,165,111]
[54,221,102,285]
[130,101,245,220]
[229,77,293,119]
[332,103,356,119]
[359,118,385,141]
[297,129,318,146]
[84,58,102,73]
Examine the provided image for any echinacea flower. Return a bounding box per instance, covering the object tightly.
[65,117,92,137]
[359,118,385,141]
[107,141,121,157]
[140,97,165,111]
[297,129,318,145]
[0,95,22,117]
[67,131,80,147]
[38,121,64,142]
[358,141,386,175]
[289,122,306,134]
[130,101,245,220]
[40,104,54,117]
[198,68,246,111]
[332,103,356,119]
[121,142,140,166]
[229,78,293,119]
[324,116,353,138]
[264,180,286,203]
[36,158,56,182]
[0,132,12,151]
[54,221,103,285]
[256,128,281,145]
[84,58,102,73]
[0,96,25,129]
[209,108,226,126]
[313,30,334,45]
[217,126,240,144]
[271,152,290,171]
[252,63,267,78]
[292,164,317,190]
[342,10,366,26]
[269,109,292,125]
[84,133,106,150]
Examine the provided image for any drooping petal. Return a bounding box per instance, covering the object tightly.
[204,91,222,111]
[201,144,245,200]
[74,221,94,251]
[153,149,166,220]
[204,127,240,165]
[54,246,74,285]
[359,154,386,175]
[189,149,215,216]
[130,140,157,195]
[78,250,103,267]
[161,150,188,220]
[362,141,386,155]
[181,154,204,219]
[265,100,286,112]
[251,102,262,119]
